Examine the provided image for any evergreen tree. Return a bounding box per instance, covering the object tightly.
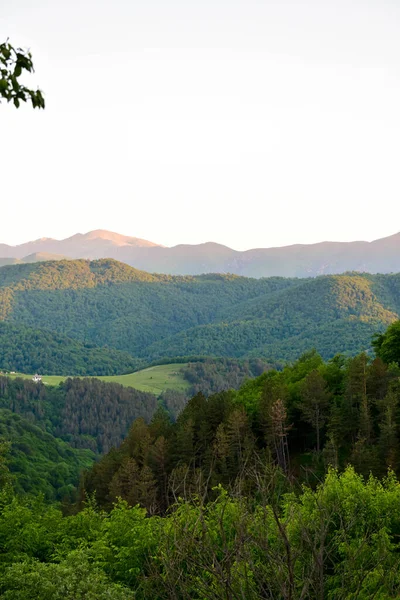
[298,369,330,452]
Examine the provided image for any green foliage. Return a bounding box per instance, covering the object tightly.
[1,260,400,372]
[5,358,276,401]
[373,319,400,366]
[0,553,134,599]
[0,376,158,454]
[0,41,44,109]
[0,410,94,501]
[0,322,139,376]
[1,468,400,598]
[2,337,400,597]
[181,357,274,396]
[80,348,400,513]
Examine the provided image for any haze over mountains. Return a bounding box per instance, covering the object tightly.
[1,229,400,277]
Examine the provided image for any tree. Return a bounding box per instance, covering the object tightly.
[0,551,134,599]
[0,40,45,109]
[299,369,330,452]
[377,387,399,470]
[345,353,371,442]
[373,320,400,366]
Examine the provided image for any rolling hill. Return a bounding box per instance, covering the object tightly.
[0,259,399,373]
[2,229,400,276]
[0,321,140,375]
[0,409,94,501]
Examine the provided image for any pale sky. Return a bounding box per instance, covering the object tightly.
[1,0,399,250]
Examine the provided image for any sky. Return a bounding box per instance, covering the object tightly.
[1,0,400,250]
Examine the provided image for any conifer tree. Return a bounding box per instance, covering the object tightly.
[299,369,330,452]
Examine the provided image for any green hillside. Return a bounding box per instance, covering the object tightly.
[0,376,158,454]
[0,322,140,375]
[0,259,400,372]
[4,348,400,600]
[98,363,190,393]
[7,363,190,395]
[6,358,272,398]
[0,409,94,501]
[144,274,399,361]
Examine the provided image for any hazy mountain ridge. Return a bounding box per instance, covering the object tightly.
[1,230,400,276]
[0,230,160,260]
[0,253,69,267]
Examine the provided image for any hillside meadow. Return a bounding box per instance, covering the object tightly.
[6,363,190,395]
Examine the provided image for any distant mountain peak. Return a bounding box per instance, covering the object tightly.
[67,230,160,247]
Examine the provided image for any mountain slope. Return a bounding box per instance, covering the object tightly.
[0,229,160,260]
[0,375,158,454]
[0,259,400,367]
[0,258,21,267]
[0,322,140,375]
[22,252,68,263]
[2,230,400,276]
[0,409,94,501]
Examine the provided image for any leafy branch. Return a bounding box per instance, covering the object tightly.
[0,40,45,109]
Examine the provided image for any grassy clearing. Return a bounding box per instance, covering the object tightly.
[98,364,190,394]
[5,363,190,395]
[5,373,66,386]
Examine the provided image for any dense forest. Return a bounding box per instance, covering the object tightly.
[181,357,274,396]
[1,259,400,373]
[0,410,94,502]
[0,322,140,375]
[2,319,400,597]
[0,466,400,599]
[0,377,157,454]
[81,345,400,513]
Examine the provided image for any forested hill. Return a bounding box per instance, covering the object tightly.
[0,409,94,502]
[0,322,139,375]
[1,259,400,372]
[83,349,400,514]
[0,376,158,454]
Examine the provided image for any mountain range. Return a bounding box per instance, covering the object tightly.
[0,258,399,374]
[1,229,400,277]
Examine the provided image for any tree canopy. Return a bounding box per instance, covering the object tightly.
[373,319,400,366]
[1,260,400,373]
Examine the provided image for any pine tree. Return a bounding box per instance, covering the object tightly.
[377,387,399,471]
[345,353,371,443]
[299,370,331,452]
